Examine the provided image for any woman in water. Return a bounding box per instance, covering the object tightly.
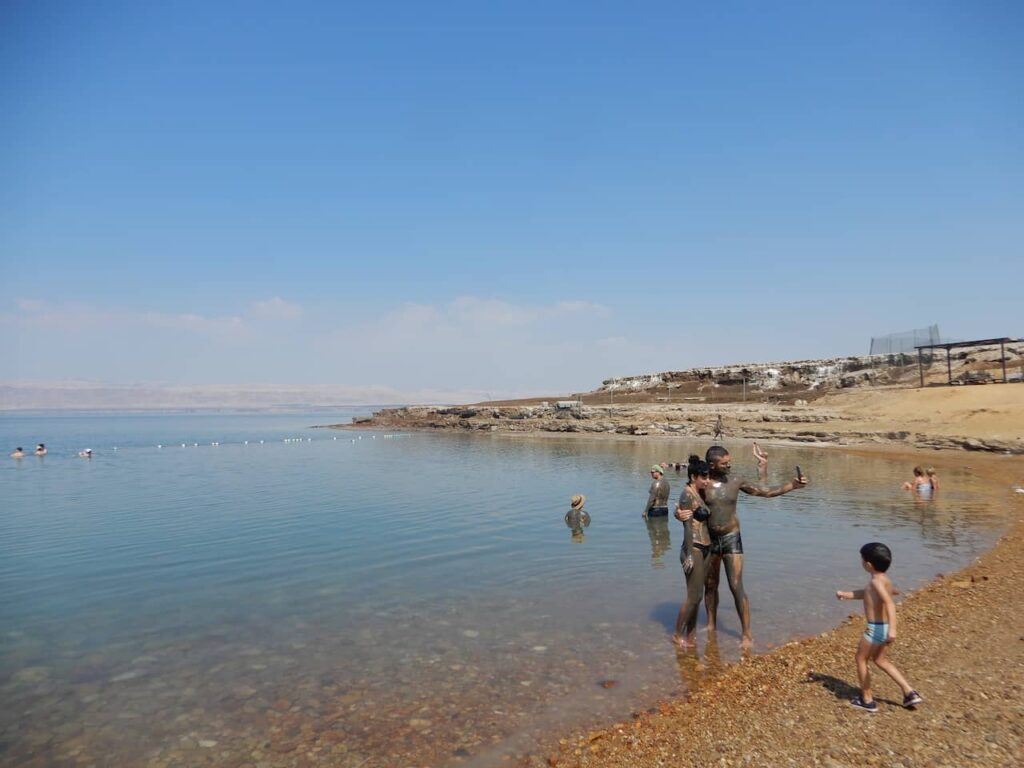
[672,455,713,648]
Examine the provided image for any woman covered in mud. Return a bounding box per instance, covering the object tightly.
[672,455,713,648]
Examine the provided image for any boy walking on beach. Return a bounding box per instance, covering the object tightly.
[836,542,924,713]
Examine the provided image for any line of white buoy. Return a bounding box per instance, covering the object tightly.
[84,436,407,454]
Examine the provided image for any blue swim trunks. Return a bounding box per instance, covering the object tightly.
[863,621,889,645]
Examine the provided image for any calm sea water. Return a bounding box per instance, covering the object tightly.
[0,411,1013,767]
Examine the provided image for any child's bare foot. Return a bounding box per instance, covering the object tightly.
[741,635,754,652]
[673,633,696,649]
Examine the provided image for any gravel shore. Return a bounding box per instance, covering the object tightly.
[530,474,1024,768]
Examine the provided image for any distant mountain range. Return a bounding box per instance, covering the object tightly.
[0,381,509,411]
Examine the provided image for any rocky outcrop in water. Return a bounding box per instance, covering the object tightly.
[339,402,1024,454]
[339,345,1024,454]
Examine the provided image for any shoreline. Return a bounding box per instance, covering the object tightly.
[319,388,1024,764]
[317,417,1024,765]
[332,384,1024,455]
[518,453,1024,768]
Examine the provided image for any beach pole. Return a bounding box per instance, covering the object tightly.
[918,348,924,387]
[1001,340,1007,383]
[946,347,952,385]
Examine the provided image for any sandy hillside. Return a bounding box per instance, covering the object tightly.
[819,384,1024,442]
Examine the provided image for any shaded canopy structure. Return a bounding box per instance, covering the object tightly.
[914,337,1018,387]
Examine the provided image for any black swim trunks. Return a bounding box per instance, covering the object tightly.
[647,506,669,517]
[710,530,743,555]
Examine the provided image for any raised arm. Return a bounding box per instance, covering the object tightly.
[836,589,865,600]
[739,475,807,497]
[753,443,768,482]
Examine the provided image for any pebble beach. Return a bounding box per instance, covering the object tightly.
[531,453,1024,768]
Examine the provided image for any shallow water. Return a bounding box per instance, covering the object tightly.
[0,412,1012,767]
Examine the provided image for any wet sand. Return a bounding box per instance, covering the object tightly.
[529,453,1024,768]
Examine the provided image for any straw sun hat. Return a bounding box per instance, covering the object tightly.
[570,494,586,510]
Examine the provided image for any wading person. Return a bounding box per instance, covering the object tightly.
[703,445,807,650]
[901,466,932,496]
[564,494,590,542]
[673,455,713,648]
[642,464,670,519]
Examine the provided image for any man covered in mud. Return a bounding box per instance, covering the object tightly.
[642,464,671,519]
[703,445,807,650]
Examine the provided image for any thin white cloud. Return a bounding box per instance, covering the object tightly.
[313,296,620,392]
[5,295,625,394]
[445,296,608,327]
[14,300,122,330]
[16,299,49,312]
[333,296,612,343]
[251,297,303,320]
[554,300,609,317]
[142,311,246,336]
[13,299,247,338]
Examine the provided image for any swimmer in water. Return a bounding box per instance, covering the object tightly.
[901,466,932,495]
[35,443,47,456]
[753,442,768,477]
[78,448,93,458]
[10,447,25,459]
[925,467,940,492]
[703,445,807,650]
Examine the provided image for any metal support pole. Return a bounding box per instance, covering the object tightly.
[947,348,952,385]
[1001,340,1007,383]
[918,348,924,387]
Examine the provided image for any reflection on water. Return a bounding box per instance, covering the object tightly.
[645,517,672,568]
[0,416,1017,767]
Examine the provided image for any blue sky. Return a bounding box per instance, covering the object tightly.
[2,1,1022,398]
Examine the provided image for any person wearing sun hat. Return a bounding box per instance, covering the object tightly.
[643,464,671,519]
[565,494,591,540]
